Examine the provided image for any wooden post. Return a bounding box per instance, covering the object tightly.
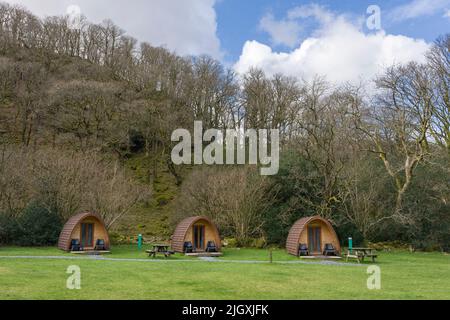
[269,249,273,264]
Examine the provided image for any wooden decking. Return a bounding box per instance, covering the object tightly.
[185,252,223,257]
[300,255,342,260]
[70,250,111,255]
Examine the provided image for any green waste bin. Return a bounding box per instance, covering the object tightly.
[348,237,353,254]
[138,234,143,250]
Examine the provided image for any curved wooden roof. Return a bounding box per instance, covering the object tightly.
[58,212,110,251]
[171,216,221,253]
[286,216,341,256]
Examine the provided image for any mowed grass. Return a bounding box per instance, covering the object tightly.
[0,246,449,300]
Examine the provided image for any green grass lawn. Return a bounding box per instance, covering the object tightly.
[0,245,449,300]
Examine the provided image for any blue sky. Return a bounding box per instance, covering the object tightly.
[216,0,449,63]
[4,0,449,83]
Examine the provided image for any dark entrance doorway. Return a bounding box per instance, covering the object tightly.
[81,223,94,248]
[308,226,322,254]
[193,225,205,251]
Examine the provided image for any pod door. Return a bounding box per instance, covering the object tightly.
[81,223,94,248]
[193,225,205,251]
[308,226,322,255]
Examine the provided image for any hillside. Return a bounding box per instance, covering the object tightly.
[116,154,186,241]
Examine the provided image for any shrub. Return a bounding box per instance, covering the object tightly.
[223,238,238,248]
[367,241,410,251]
[251,237,267,249]
[14,203,63,246]
[0,214,19,244]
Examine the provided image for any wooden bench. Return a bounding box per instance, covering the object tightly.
[146,250,173,258]
[346,252,364,263]
[364,253,378,263]
[346,248,378,263]
[146,244,174,258]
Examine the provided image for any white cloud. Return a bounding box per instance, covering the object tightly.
[3,0,223,59]
[235,5,430,85]
[388,0,450,22]
[259,13,302,48]
[445,9,450,18]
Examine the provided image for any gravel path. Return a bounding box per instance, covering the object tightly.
[0,255,364,267]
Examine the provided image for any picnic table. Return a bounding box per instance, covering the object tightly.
[346,247,378,263]
[146,244,174,258]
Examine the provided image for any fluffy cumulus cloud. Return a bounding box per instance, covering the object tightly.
[3,0,223,59]
[259,13,302,48]
[234,4,430,84]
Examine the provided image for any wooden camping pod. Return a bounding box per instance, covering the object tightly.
[286,216,341,256]
[58,212,110,252]
[171,216,221,253]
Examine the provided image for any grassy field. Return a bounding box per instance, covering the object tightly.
[0,246,449,300]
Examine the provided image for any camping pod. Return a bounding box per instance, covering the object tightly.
[286,216,341,256]
[171,216,221,253]
[58,212,110,252]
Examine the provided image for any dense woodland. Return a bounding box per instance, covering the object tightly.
[0,3,449,250]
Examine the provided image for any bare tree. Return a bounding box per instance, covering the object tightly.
[46,80,123,150]
[353,63,433,219]
[293,78,360,218]
[242,68,301,136]
[175,167,277,245]
[340,156,388,239]
[427,35,450,154]
[0,147,151,228]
